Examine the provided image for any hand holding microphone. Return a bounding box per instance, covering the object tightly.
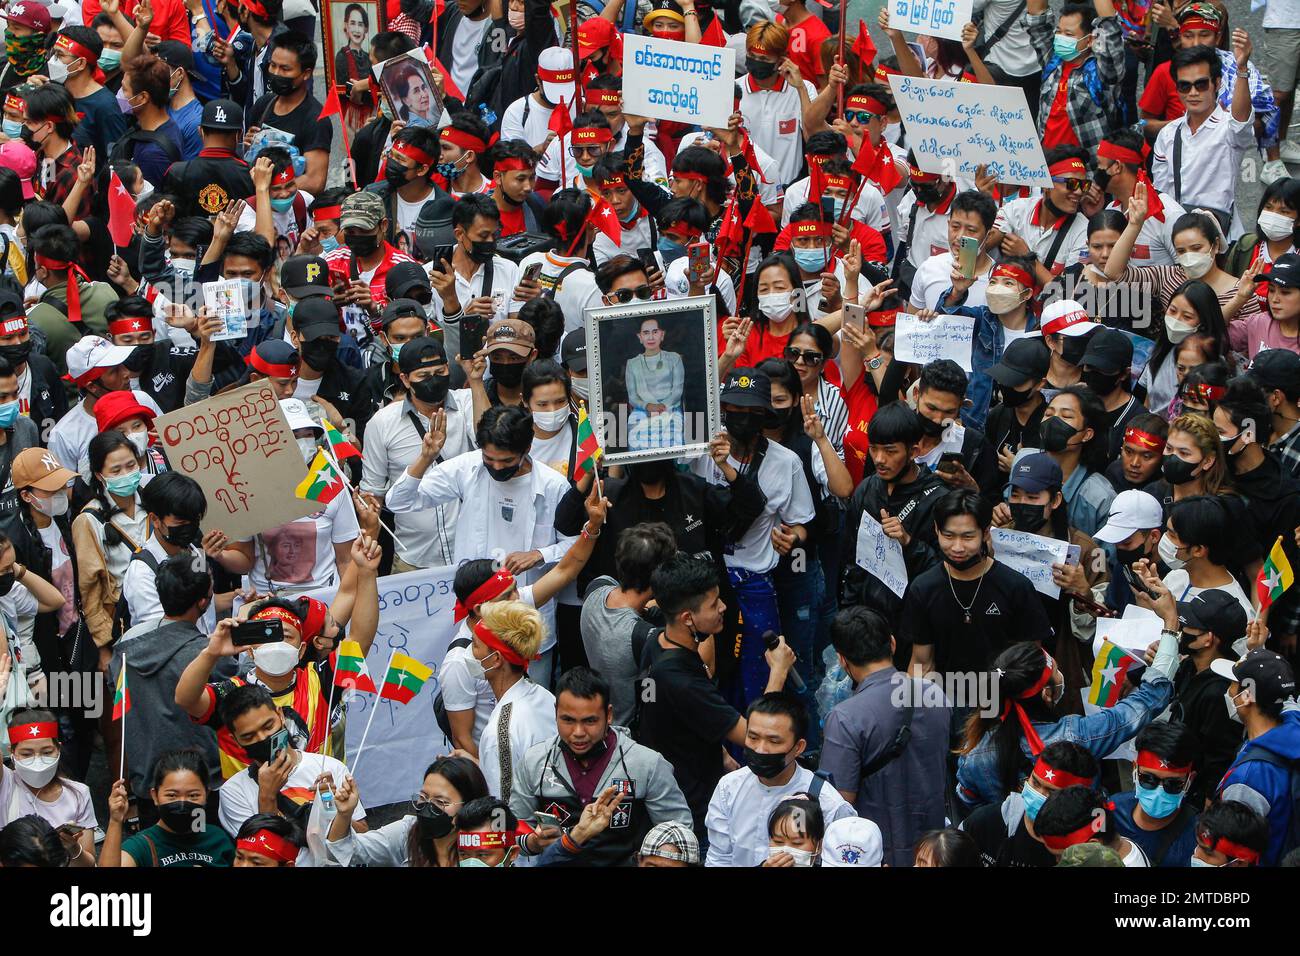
[762,630,804,692]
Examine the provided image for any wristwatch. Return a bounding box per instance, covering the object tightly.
[866,353,884,371]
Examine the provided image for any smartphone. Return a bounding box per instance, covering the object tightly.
[534,811,562,830]
[231,618,284,647]
[956,236,979,279]
[937,452,963,473]
[56,823,85,838]
[820,195,837,223]
[267,726,291,764]
[522,261,543,284]
[637,247,658,275]
[687,241,710,279]
[460,311,488,360]
[842,302,866,332]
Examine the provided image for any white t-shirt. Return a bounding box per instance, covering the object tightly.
[909,252,993,311]
[1263,0,1300,29]
[450,15,492,97]
[37,522,77,636]
[122,537,217,635]
[236,189,314,259]
[515,252,602,338]
[395,193,426,251]
[782,176,888,237]
[247,492,360,593]
[500,93,564,151]
[0,765,97,830]
[1164,570,1255,657]
[479,677,557,800]
[293,376,324,401]
[530,423,574,478]
[49,391,163,481]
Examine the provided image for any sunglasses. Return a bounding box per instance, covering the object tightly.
[1176,77,1213,93]
[843,110,878,124]
[608,285,654,303]
[569,144,606,157]
[1051,177,1090,193]
[783,347,824,366]
[1135,770,1188,795]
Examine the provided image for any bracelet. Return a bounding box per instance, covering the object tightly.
[581,523,602,539]
[684,9,698,14]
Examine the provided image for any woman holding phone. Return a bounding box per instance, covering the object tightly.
[0,706,97,866]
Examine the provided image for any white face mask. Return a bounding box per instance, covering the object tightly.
[253,640,301,677]
[463,648,499,681]
[571,377,589,401]
[126,430,150,456]
[507,7,525,29]
[171,257,197,275]
[135,179,154,203]
[14,753,60,788]
[1257,210,1295,242]
[532,408,569,432]
[1157,533,1185,570]
[758,291,795,321]
[1224,689,1245,724]
[769,844,815,866]
[1189,853,1216,867]
[298,437,319,463]
[985,286,1025,315]
[31,492,69,518]
[1164,313,1198,344]
[1176,251,1214,279]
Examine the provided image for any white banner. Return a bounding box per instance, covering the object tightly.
[893,312,976,371]
[887,75,1051,188]
[990,527,1080,598]
[621,33,737,129]
[888,0,973,43]
[855,513,909,598]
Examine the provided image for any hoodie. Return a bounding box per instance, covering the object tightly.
[1216,709,1300,866]
[110,619,225,801]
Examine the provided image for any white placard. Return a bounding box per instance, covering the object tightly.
[887,75,1051,188]
[621,33,737,129]
[1094,616,1162,657]
[855,513,909,598]
[888,0,974,43]
[893,312,976,371]
[202,279,249,341]
[990,527,1080,598]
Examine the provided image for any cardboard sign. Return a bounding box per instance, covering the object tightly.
[154,382,318,540]
[990,527,1081,598]
[887,75,1051,188]
[621,33,736,129]
[889,0,974,43]
[855,513,909,598]
[893,312,976,371]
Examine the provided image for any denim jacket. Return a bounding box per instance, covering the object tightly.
[939,288,1040,432]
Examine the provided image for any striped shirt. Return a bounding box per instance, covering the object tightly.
[816,376,849,462]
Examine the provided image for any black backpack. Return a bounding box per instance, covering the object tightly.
[433,637,474,741]
[1236,748,1300,858]
[109,128,182,167]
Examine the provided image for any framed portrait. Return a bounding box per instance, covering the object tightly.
[323,0,379,101]
[586,294,720,466]
[373,50,444,130]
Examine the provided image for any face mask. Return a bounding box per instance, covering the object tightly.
[320,235,340,253]
[1116,542,1148,569]
[724,409,764,440]
[792,246,830,273]
[46,57,71,83]
[1178,630,1205,654]
[99,48,122,71]
[31,492,69,518]
[985,286,1025,315]
[415,804,455,840]
[171,257,197,275]
[386,163,412,190]
[1082,367,1124,397]
[253,640,301,677]
[577,163,597,179]
[1257,210,1295,242]
[490,359,525,388]
[769,406,794,431]
[411,374,450,405]
[267,74,298,97]
[571,377,589,401]
[164,521,202,548]
[999,383,1034,408]
[507,7,525,29]
[378,98,395,121]
[0,341,30,367]
[744,746,792,780]
[1133,775,1184,819]
[917,413,946,439]
[105,469,142,497]
[345,232,380,257]
[125,431,151,458]
[5,32,46,74]
[117,90,143,114]
[1052,33,1082,60]
[1040,416,1078,454]
[301,339,339,372]
[1060,335,1090,367]
[1010,502,1050,533]
[468,240,496,265]
[758,291,795,321]
[769,845,816,866]
[1157,533,1185,570]
[298,437,319,463]
[657,237,686,262]
[0,571,12,598]
[1093,165,1113,192]
[0,400,17,429]
[1,118,22,138]
[748,57,777,80]
[14,753,59,788]
[947,549,985,571]
[464,649,500,680]
[19,123,41,149]
[157,799,205,832]
[485,461,521,482]
[269,195,296,213]
[1224,689,1244,724]
[1176,251,1214,279]
[532,407,569,431]
[1161,454,1200,485]
[1021,781,1047,821]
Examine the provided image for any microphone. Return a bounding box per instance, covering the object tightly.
[762,630,805,692]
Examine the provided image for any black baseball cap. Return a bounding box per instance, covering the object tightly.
[154,40,196,76]
[1265,253,1300,289]
[1177,590,1248,644]
[292,298,342,341]
[561,328,587,374]
[1008,452,1063,493]
[200,98,243,131]
[1080,328,1134,374]
[720,367,771,409]
[385,261,431,302]
[414,197,456,261]
[1248,348,1300,395]
[281,255,333,299]
[1210,648,1297,706]
[397,335,448,375]
[382,297,427,330]
[989,337,1050,387]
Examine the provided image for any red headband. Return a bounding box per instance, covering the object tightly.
[441,127,488,155]
[538,67,575,84]
[473,618,532,669]
[1179,15,1220,33]
[241,0,270,16]
[1185,382,1226,403]
[458,830,509,849]
[35,254,88,324]
[749,44,773,57]
[300,597,328,641]
[908,164,941,183]
[237,829,298,863]
[587,88,621,107]
[54,35,98,65]
[999,650,1055,756]
[665,220,702,240]
[312,205,342,222]
[1032,755,1094,790]
[109,317,151,336]
[453,569,515,622]
[494,157,532,173]
[1135,750,1193,776]
[1042,307,1091,336]
[823,174,853,191]
[600,173,628,190]
[4,93,24,115]
[792,220,832,238]
[1049,158,1088,179]
[252,606,303,632]
[1097,140,1145,167]
[672,170,709,183]
[991,263,1036,290]
[807,154,831,167]
[271,165,295,186]
[1041,820,1101,852]
[571,127,613,146]
[7,722,58,745]
[1123,427,1166,452]
[247,350,298,379]
[1197,832,1259,864]
[392,142,437,167]
[0,316,26,336]
[845,95,886,115]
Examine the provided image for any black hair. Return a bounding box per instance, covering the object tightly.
[475,404,535,455]
[951,189,997,231]
[867,400,923,446]
[1101,127,1146,173]
[371,30,417,61]
[1172,43,1222,84]
[492,138,537,171]
[788,321,834,359]
[806,130,848,157]
[270,30,317,72]
[1043,143,1089,173]
[219,683,277,733]
[1172,210,1226,260]
[1168,494,1235,569]
[224,232,274,270]
[1134,719,1200,770]
[452,559,499,606]
[521,357,569,403]
[104,295,153,323]
[1152,279,1228,374]
[1125,411,1168,443]
[1052,383,1111,474]
[1258,177,1300,244]
[919,358,968,401]
[1036,786,1114,846]
[140,471,207,523]
[1039,739,1100,782]
[830,605,893,666]
[311,187,352,214]
[1217,376,1271,441]
[767,797,824,842]
[445,112,493,173]
[787,201,829,228]
[595,254,648,293]
[517,296,565,359]
[342,2,370,30]
[747,691,809,742]
[31,225,80,270]
[540,188,592,246]
[657,195,710,234]
[1196,800,1270,859]
[457,796,517,833]
[913,828,981,866]
[1181,360,1231,410]
[755,357,804,442]
[0,815,67,867]
[393,125,441,180]
[934,487,992,533]
[650,551,718,618]
[555,666,611,710]
[960,642,1055,795]
[172,216,215,250]
[86,430,139,524]
[671,146,728,206]
[155,553,212,618]
[452,192,500,232]
[0,168,22,220]
[23,84,78,139]
[236,812,305,849]
[752,253,810,331]
[406,755,490,867]
[150,747,210,791]
[614,522,677,592]
[1087,208,1128,237]
[846,81,895,112]
[59,24,104,60]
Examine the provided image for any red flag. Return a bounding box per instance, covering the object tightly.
[423,46,464,101]
[743,200,778,235]
[854,138,901,194]
[852,20,877,68]
[700,16,726,47]
[808,155,825,208]
[581,61,599,89]
[1139,171,1165,222]
[739,131,766,184]
[318,86,341,119]
[107,170,136,247]
[715,198,743,258]
[549,97,573,137]
[587,194,621,244]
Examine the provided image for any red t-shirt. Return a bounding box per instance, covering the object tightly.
[774,221,887,263]
[839,372,878,487]
[499,204,526,237]
[787,16,831,83]
[1138,61,1186,121]
[82,0,190,43]
[721,321,794,370]
[1041,60,1082,150]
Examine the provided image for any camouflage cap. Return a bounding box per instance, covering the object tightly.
[1057,843,1124,867]
[340,191,386,231]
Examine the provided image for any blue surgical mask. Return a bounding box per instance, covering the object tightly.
[657,237,686,262]
[832,197,848,220]
[320,235,340,253]
[792,246,830,273]
[0,399,17,428]
[1021,781,1047,822]
[1053,33,1082,61]
[1,118,21,139]
[621,199,641,224]
[105,469,143,497]
[1134,775,1184,820]
[577,164,595,178]
[99,48,122,72]
[269,195,295,213]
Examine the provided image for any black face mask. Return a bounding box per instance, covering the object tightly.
[243,735,275,766]
[914,183,945,206]
[301,339,339,372]
[629,458,676,485]
[1178,631,1205,655]
[947,549,985,571]
[744,745,791,780]
[485,461,522,482]
[124,344,153,374]
[917,413,947,438]
[1010,502,1049,533]
[411,374,450,405]
[998,383,1034,408]
[346,232,380,257]
[1093,166,1113,192]
[724,409,764,440]
[164,522,202,548]
[0,572,15,597]
[490,359,525,388]
[0,342,31,367]
[157,799,205,832]
[468,240,496,265]
[18,125,38,149]
[768,406,794,430]
[1115,543,1146,568]
[385,163,412,190]
[747,58,777,80]
[1082,367,1124,397]
[267,74,298,97]
[1161,454,1200,485]
[1061,336,1090,366]
[1040,416,1078,454]
[415,804,455,840]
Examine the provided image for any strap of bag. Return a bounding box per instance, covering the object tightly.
[974,0,1028,58]
[1173,127,1183,203]
[860,679,916,779]
[1151,802,1197,866]
[1043,212,1078,270]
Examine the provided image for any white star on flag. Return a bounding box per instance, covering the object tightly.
[1265,570,1282,592]
[1043,768,1056,781]
[1101,663,1121,686]
[113,181,130,199]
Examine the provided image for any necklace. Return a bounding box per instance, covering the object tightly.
[642,353,664,372]
[946,561,988,625]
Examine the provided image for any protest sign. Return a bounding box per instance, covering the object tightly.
[887,75,1051,188]
[893,312,976,371]
[621,33,736,129]
[154,381,318,540]
[888,0,973,43]
[990,527,1081,598]
[855,513,909,598]
[202,279,249,342]
[1094,613,1162,658]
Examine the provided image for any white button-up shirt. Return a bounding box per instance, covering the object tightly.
[1152,104,1256,240]
[1105,191,1187,267]
[479,677,557,801]
[995,196,1091,274]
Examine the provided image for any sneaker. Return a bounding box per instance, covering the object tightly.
[1280,141,1300,163]
[1261,158,1289,185]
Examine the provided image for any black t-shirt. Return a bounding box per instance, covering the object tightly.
[901,559,1054,678]
[636,639,740,837]
[250,92,333,157]
[963,801,1056,867]
[985,399,1046,471]
[1097,395,1145,464]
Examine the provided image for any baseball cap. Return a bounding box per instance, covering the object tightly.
[1093,489,1164,544]
[93,390,156,433]
[280,255,333,299]
[644,0,685,25]
[1210,649,1297,706]
[1057,843,1124,867]
[1079,328,1134,373]
[0,291,22,321]
[720,367,772,409]
[66,336,134,386]
[1179,590,1249,644]
[820,817,883,867]
[1040,299,1099,338]
[1247,348,1300,395]
[1265,253,1300,290]
[385,261,432,302]
[397,335,448,375]
[577,18,621,63]
[11,447,75,492]
[989,336,1050,387]
[537,47,576,109]
[485,317,536,357]
[279,398,321,434]
[381,297,427,330]
[200,98,243,131]
[153,40,196,76]
[292,298,343,341]
[246,339,299,379]
[1008,452,1063,494]
[0,140,35,199]
[1177,1,1222,27]
[561,328,587,374]
[4,3,52,31]
[638,821,700,865]
[414,197,456,261]
[340,191,385,232]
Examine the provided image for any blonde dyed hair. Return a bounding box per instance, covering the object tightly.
[1168,412,1233,496]
[746,21,789,58]
[478,600,544,665]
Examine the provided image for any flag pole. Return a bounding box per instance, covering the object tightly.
[836,33,846,118]
[349,648,394,775]
[318,439,409,552]
[118,654,126,782]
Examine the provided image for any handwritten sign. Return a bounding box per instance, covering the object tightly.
[154,382,317,540]
[990,527,1080,598]
[887,75,1050,188]
[894,312,976,371]
[889,0,973,43]
[855,513,909,598]
[622,33,736,129]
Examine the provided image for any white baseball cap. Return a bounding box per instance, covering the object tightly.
[279,398,321,434]
[1040,299,1100,337]
[66,336,134,386]
[820,817,883,867]
[1093,489,1165,544]
[537,47,576,109]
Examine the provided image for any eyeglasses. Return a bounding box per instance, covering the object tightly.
[411,792,459,813]
[1051,177,1090,193]
[608,285,654,303]
[843,110,878,124]
[1176,77,1213,93]
[783,347,824,366]
[569,144,606,158]
[1135,771,1189,795]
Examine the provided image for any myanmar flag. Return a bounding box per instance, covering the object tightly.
[112,663,130,720]
[324,420,360,461]
[573,405,602,484]
[1087,640,1137,708]
[1256,536,1295,610]
[332,640,377,694]
[295,449,346,504]
[379,652,434,704]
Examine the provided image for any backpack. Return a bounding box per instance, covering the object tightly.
[627,616,667,742]
[109,128,183,167]
[1236,748,1300,857]
[433,637,473,740]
